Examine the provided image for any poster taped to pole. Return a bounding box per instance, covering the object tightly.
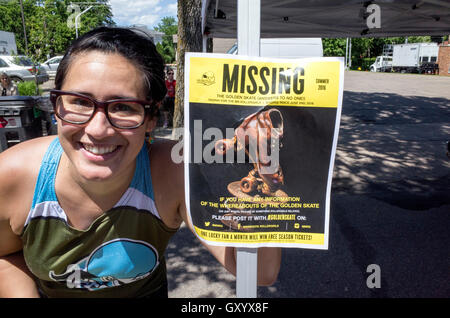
[184,53,344,249]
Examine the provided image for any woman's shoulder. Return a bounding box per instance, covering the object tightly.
[149,137,181,162]
[0,136,56,234]
[149,138,183,180]
[0,136,56,191]
[148,138,185,227]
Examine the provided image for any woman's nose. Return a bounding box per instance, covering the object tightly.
[83,108,115,137]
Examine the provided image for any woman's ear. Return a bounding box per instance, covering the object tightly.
[145,116,157,133]
[145,101,161,133]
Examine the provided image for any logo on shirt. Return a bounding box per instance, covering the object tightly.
[49,238,159,291]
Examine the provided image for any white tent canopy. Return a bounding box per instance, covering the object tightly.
[202,0,450,38]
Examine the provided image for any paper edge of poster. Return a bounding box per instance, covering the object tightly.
[184,52,345,250]
[184,52,193,237]
[323,56,345,251]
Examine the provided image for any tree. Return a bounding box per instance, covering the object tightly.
[0,1,27,54]
[154,16,177,64]
[0,0,114,62]
[173,0,202,133]
[322,38,347,57]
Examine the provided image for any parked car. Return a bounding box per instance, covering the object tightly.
[40,55,63,77]
[0,55,49,84]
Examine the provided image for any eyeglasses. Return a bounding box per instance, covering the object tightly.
[49,89,153,129]
[167,72,174,75]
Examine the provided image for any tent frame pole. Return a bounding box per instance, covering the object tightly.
[235,0,260,299]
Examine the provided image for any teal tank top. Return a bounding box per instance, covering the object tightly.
[21,138,178,297]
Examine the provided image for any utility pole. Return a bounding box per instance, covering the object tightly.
[19,0,28,55]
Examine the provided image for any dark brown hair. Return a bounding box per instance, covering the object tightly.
[55,27,167,116]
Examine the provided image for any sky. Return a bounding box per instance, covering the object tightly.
[109,0,178,29]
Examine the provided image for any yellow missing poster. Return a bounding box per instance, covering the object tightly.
[184,53,344,249]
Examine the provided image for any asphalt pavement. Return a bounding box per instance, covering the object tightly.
[162,71,450,298]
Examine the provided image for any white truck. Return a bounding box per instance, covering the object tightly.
[227,38,323,58]
[370,55,393,72]
[392,42,439,73]
[0,30,18,55]
[371,42,439,73]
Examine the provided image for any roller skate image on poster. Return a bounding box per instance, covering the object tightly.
[215,108,288,230]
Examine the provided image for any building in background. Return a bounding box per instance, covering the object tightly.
[438,39,450,76]
[128,25,164,45]
[0,31,18,55]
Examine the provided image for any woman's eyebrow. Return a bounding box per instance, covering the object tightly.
[70,91,140,100]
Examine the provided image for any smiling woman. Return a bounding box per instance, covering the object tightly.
[0,26,281,298]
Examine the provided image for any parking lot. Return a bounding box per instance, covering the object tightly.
[164,71,450,298]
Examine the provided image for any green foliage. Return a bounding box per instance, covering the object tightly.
[322,38,347,57]
[156,42,175,64]
[154,16,178,64]
[360,57,376,71]
[0,0,114,62]
[323,36,433,69]
[17,80,41,95]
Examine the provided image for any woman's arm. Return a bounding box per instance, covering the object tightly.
[0,219,39,297]
[0,250,40,298]
[0,142,43,297]
[154,139,282,286]
[178,203,281,286]
[171,158,281,286]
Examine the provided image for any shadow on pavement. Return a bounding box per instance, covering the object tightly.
[334,91,450,210]
[166,225,236,298]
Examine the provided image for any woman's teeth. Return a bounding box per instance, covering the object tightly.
[83,144,117,155]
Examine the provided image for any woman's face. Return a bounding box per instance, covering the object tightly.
[1,75,9,87]
[58,50,155,183]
